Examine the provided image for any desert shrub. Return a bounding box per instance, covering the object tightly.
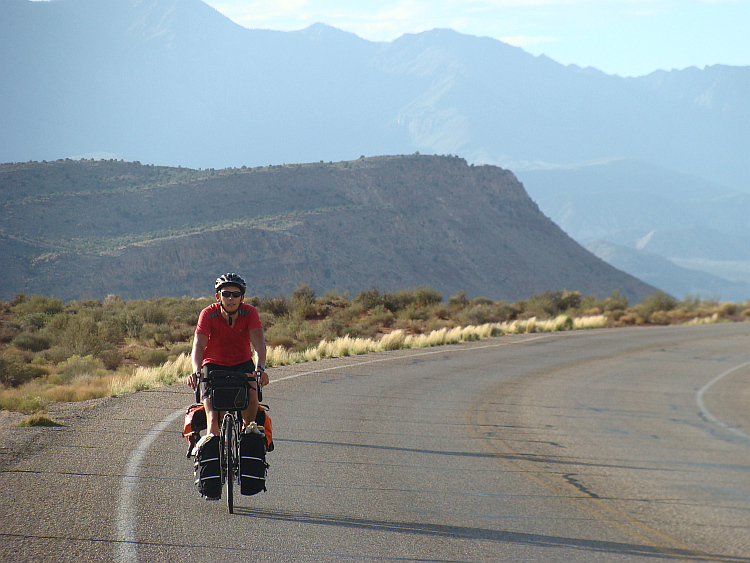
[0,389,47,414]
[142,300,168,324]
[0,322,21,343]
[40,312,69,340]
[291,283,318,319]
[520,290,581,317]
[432,305,451,320]
[58,314,103,356]
[42,346,75,365]
[267,335,295,349]
[558,291,582,311]
[293,327,320,351]
[636,291,677,319]
[411,286,443,307]
[169,343,193,357]
[0,349,46,386]
[365,305,395,328]
[265,315,299,338]
[351,318,382,339]
[98,348,124,370]
[602,290,629,312]
[316,316,348,342]
[54,355,105,383]
[391,287,442,311]
[101,315,128,344]
[680,295,702,312]
[139,349,169,367]
[320,289,350,308]
[123,312,144,339]
[139,323,166,343]
[151,324,175,346]
[455,304,500,326]
[154,297,204,325]
[258,296,291,317]
[103,294,123,307]
[397,304,430,322]
[19,312,50,331]
[617,312,643,326]
[10,294,64,316]
[258,311,275,329]
[448,290,469,311]
[13,332,51,352]
[717,302,738,317]
[355,287,383,312]
[649,311,670,325]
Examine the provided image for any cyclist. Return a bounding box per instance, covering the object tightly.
[187,273,269,437]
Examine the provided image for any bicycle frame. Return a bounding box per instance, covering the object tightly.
[205,372,261,514]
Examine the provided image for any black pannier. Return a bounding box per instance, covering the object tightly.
[207,370,250,411]
[240,427,268,495]
[194,434,221,499]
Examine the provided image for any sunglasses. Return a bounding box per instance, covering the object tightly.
[220,290,243,298]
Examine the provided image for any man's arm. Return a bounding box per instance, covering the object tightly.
[187,333,209,389]
[249,326,269,386]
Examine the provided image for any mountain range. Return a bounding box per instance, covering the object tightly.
[1,0,748,301]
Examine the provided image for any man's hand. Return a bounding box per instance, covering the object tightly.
[254,368,269,387]
[186,371,201,389]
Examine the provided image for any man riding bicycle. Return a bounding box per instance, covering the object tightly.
[187,273,269,437]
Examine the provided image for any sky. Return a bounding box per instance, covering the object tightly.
[203,0,750,77]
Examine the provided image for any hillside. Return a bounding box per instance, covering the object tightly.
[0,155,656,302]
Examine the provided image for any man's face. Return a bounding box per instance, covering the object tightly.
[217,285,243,313]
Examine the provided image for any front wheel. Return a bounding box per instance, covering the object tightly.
[225,418,235,514]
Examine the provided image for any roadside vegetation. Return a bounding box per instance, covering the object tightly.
[1,286,748,415]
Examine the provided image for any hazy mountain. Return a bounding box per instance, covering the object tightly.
[1,0,747,191]
[585,240,750,303]
[0,156,657,303]
[519,159,750,300]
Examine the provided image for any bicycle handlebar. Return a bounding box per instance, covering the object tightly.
[194,370,264,403]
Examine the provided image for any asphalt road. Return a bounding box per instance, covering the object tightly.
[1,322,749,562]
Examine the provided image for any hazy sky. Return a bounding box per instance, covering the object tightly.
[204,0,750,77]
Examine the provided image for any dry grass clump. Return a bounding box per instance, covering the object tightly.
[265,314,608,368]
[109,353,192,396]
[15,413,65,427]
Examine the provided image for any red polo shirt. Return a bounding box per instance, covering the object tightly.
[195,302,263,367]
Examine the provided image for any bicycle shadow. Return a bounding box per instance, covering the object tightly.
[276,437,659,472]
[230,506,747,562]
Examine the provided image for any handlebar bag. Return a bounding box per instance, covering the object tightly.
[207,370,250,411]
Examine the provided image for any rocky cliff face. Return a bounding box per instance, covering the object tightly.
[0,155,657,302]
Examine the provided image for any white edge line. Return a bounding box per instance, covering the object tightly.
[696,360,750,441]
[115,408,184,563]
[114,333,551,562]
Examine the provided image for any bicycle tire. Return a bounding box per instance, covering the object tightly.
[226,417,234,514]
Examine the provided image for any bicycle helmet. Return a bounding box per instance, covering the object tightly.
[215,273,247,295]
